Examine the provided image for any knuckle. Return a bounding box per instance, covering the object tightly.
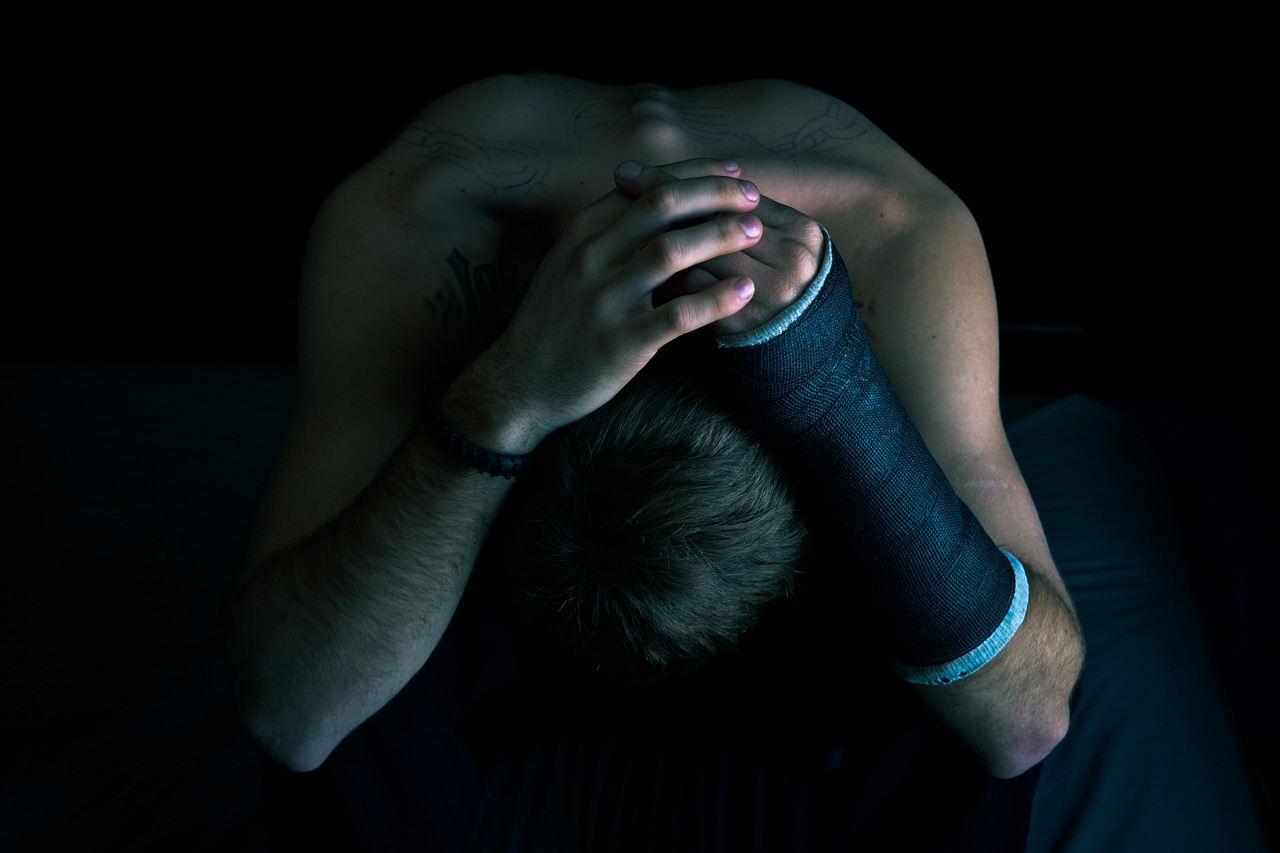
[781,222,824,276]
[661,298,702,335]
[795,216,824,251]
[642,182,683,218]
[647,232,688,271]
[564,204,601,236]
[569,240,603,281]
[778,236,811,271]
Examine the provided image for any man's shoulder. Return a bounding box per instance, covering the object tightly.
[331,74,608,227]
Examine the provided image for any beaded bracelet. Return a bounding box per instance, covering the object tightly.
[422,390,531,479]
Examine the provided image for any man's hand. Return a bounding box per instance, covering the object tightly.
[460,162,766,451]
[615,161,826,337]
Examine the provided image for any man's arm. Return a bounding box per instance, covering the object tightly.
[618,149,1083,778]
[834,185,1084,779]
[222,161,521,772]
[222,151,767,772]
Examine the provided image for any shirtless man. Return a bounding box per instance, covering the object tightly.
[221,73,1268,851]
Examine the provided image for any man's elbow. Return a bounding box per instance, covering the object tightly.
[223,593,342,772]
[984,708,1071,779]
[260,737,336,775]
[236,696,341,773]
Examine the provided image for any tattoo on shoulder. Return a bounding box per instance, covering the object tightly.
[744,99,871,157]
[423,248,530,349]
[397,119,548,191]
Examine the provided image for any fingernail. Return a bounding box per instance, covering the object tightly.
[741,216,762,238]
[616,160,642,180]
[723,160,740,173]
[740,181,759,202]
[735,278,755,299]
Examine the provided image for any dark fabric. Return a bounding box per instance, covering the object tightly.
[1009,395,1272,852]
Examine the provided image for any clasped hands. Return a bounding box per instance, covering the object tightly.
[484,158,825,443]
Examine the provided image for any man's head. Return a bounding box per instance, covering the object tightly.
[490,350,808,685]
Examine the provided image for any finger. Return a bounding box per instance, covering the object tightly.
[700,195,824,275]
[614,158,742,197]
[622,175,760,237]
[653,198,799,283]
[741,192,805,227]
[566,167,757,247]
[671,210,801,281]
[736,209,824,276]
[576,176,760,290]
[657,158,744,180]
[654,267,720,303]
[643,275,756,346]
[629,212,763,296]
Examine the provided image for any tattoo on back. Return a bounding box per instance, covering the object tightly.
[746,101,871,156]
[397,119,547,191]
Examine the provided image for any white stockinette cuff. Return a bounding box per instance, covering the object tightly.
[891,550,1030,685]
[715,226,834,349]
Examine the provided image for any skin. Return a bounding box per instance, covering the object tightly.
[223,73,1084,777]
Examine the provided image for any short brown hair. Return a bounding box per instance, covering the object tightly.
[490,354,808,685]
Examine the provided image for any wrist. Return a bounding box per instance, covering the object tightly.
[439,358,551,457]
[424,389,532,479]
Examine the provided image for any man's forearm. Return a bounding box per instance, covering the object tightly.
[223,383,522,772]
[714,234,1083,774]
[714,238,1014,664]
